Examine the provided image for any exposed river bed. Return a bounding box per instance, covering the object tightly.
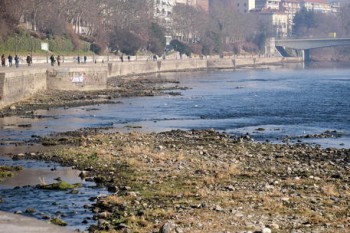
[0,62,349,231]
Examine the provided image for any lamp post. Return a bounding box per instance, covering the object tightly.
[78,41,80,64]
[46,39,49,64]
[15,35,18,55]
[30,36,33,59]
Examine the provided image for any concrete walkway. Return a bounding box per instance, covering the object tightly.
[0,211,73,233]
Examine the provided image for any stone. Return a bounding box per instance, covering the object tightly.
[25,208,36,214]
[69,189,79,194]
[79,171,90,178]
[159,221,176,233]
[107,185,119,193]
[175,227,184,233]
[214,205,224,212]
[262,227,272,233]
[268,223,280,229]
[98,211,112,219]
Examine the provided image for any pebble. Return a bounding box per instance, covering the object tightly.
[262,227,272,233]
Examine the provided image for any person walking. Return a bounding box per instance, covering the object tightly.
[26,54,32,66]
[1,54,5,67]
[8,54,13,67]
[83,55,87,63]
[50,55,55,66]
[57,55,61,66]
[14,55,19,68]
[77,56,80,64]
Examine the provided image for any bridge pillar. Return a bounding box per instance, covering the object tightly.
[302,49,311,63]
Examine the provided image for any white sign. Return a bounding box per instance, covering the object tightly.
[41,42,49,51]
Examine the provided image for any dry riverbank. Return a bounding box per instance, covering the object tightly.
[12,129,350,233]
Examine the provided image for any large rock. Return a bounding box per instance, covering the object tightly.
[159,221,176,233]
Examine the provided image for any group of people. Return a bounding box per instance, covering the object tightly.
[49,55,61,66]
[1,54,21,68]
[1,54,115,67]
[49,55,88,66]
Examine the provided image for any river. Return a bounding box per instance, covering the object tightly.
[1,62,349,148]
[0,62,349,231]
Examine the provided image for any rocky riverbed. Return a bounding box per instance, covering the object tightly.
[9,128,350,233]
[0,75,186,117]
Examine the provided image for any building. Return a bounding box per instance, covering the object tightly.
[255,0,281,11]
[175,0,209,11]
[236,0,256,13]
[301,0,332,13]
[259,11,289,37]
[154,0,176,24]
[329,1,341,13]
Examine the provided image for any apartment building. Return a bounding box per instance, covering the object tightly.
[236,0,256,13]
[175,0,209,11]
[301,0,332,13]
[255,0,281,11]
[259,11,289,37]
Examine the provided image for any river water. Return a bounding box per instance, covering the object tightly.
[1,62,349,148]
[0,62,349,231]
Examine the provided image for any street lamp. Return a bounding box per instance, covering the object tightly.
[30,36,33,59]
[46,39,49,64]
[15,35,18,55]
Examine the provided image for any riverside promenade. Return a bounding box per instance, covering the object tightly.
[0,56,302,109]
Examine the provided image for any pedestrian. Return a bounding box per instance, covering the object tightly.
[1,54,5,67]
[120,55,123,62]
[14,55,19,68]
[50,55,55,66]
[127,55,130,62]
[77,56,80,64]
[57,55,61,66]
[26,54,32,66]
[8,54,13,67]
[83,55,87,63]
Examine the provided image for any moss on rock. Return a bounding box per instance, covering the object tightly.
[37,181,82,191]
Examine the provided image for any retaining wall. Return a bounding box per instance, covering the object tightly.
[47,67,108,91]
[0,57,302,109]
[0,69,47,108]
[108,61,158,77]
[207,59,235,69]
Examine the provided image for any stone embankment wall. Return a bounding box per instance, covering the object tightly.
[0,69,47,108]
[0,57,302,108]
[47,67,108,91]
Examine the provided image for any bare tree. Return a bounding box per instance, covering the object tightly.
[341,3,350,36]
[172,4,209,43]
[0,0,26,39]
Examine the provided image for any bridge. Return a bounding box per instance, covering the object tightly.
[275,38,350,62]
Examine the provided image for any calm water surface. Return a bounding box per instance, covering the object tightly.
[0,63,349,148]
